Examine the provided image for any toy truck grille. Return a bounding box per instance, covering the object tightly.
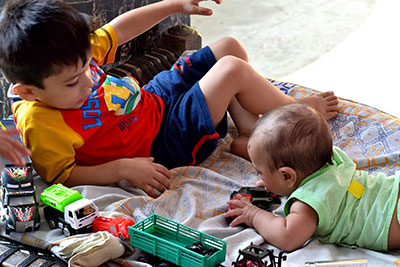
[129,214,226,267]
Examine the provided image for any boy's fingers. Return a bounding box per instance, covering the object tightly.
[192,6,213,16]
[144,185,161,198]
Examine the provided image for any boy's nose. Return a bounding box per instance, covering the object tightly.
[84,69,94,88]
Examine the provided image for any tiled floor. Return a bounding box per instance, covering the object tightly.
[191,0,400,117]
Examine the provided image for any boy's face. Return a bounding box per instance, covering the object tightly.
[30,56,93,109]
[248,135,291,196]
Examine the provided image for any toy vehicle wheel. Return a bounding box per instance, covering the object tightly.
[63,226,71,237]
[5,225,10,235]
[137,253,151,263]
[158,261,172,267]
[48,219,57,229]
[119,233,124,240]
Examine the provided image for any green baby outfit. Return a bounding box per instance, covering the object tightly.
[284,146,399,251]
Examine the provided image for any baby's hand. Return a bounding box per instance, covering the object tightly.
[224,194,262,228]
[173,0,222,16]
[123,157,172,198]
[0,128,30,167]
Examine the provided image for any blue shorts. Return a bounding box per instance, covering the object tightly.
[144,46,228,168]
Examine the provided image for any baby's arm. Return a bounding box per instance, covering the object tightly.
[109,0,222,45]
[225,195,318,251]
[64,157,171,198]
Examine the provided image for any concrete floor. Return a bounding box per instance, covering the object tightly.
[191,0,400,117]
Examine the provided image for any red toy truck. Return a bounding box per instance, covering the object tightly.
[92,216,135,240]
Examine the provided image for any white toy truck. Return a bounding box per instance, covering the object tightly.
[40,183,99,236]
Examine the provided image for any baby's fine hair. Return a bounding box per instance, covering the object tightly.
[0,0,91,88]
[251,102,333,177]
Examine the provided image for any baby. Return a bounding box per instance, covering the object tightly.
[225,102,400,252]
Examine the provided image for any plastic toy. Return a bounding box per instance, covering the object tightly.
[232,243,286,267]
[129,213,226,267]
[1,164,40,234]
[40,183,99,236]
[0,119,40,235]
[185,241,218,257]
[137,252,177,267]
[228,187,282,212]
[92,216,135,240]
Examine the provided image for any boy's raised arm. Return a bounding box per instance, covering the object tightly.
[109,0,222,45]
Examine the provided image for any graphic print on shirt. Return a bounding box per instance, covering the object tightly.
[102,75,141,115]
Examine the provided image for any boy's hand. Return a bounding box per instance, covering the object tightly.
[224,194,263,227]
[0,128,31,167]
[122,157,172,198]
[172,0,222,16]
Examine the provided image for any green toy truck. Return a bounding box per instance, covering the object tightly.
[40,184,99,236]
[129,214,226,267]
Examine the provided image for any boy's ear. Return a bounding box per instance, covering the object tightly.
[278,166,298,189]
[12,83,39,101]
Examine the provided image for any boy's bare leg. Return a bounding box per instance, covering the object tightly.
[202,37,339,161]
[227,98,258,160]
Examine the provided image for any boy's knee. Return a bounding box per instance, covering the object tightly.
[217,56,249,78]
[213,36,248,61]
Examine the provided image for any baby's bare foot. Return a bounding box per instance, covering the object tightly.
[298,91,338,120]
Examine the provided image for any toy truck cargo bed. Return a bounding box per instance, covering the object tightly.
[129,214,226,267]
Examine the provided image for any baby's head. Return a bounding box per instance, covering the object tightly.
[248,103,333,195]
[0,0,93,109]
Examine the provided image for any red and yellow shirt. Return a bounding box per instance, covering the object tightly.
[12,24,164,184]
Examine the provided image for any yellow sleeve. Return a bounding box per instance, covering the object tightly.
[90,24,119,65]
[13,101,84,184]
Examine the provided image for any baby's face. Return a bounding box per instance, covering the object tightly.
[32,55,94,109]
[248,135,289,195]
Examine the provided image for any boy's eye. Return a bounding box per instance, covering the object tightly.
[67,79,78,87]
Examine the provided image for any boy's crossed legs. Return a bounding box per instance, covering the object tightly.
[199,37,338,160]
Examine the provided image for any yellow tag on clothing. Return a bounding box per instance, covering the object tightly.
[347,180,365,199]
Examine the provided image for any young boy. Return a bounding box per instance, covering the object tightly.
[0,0,338,198]
[224,103,400,252]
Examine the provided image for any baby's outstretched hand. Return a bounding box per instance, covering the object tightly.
[224,194,262,228]
[124,157,172,198]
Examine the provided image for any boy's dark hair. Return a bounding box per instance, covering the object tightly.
[0,0,91,88]
[251,102,333,177]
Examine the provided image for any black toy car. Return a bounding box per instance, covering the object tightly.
[232,243,286,267]
[227,187,282,213]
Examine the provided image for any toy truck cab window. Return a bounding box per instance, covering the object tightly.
[9,195,35,206]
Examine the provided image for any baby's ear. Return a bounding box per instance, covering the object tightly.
[278,166,298,189]
[12,83,38,101]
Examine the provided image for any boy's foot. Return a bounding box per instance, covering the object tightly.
[298,91,338,120]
